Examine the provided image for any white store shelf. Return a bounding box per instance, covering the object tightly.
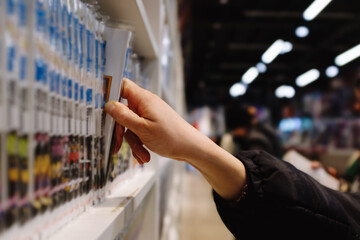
[99,0,159,59]
[49,170,156,240]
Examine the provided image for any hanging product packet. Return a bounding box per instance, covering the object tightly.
[0,0,4,130]
[93,11,103,195]
[82,1,95,201]
[73,0,88,196]
[67,0,83,198]
[60,0,75,201]
[47,0,61,208]
[50,2,64,208]
[36,0,51,213]
[97,12,108,193]
[31,0,50,216]
[17,0,32,224]
[77,0,92,194]
[87,1,104,204]
[4,0,20,228]
[0,0,6,231]
[102,19,134,185]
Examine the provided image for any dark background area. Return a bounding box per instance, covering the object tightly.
[179,0,360,124]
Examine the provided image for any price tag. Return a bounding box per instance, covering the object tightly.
[76,119,80,135]
[23,111,30,133]
[71,117,75,134]
[38,110,44,132]
[10,105,20,129]
[58,115,63,135]
[44,111,50,132]
[82,119,86,135]
[63,116,68,134]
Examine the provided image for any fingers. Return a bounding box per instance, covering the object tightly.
[110,124,145,165]
[121,78,146,101]
[132,150,144,165]
[120,78,152,114]
[104,101,145,134]
[124,129,150,164]
[111,124,124,154]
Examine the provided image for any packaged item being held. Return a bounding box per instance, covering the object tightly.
[102,20,133,185]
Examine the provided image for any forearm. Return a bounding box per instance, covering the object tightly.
[181,131,247,201]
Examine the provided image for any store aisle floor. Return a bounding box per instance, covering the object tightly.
[178,167,234,240]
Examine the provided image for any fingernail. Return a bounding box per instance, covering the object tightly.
[104,101,116,113]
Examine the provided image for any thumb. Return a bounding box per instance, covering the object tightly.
[105,101,145,134]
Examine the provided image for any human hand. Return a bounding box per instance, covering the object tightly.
[104,78,204,164]
[105,79,247,200]
[111,124,124,155]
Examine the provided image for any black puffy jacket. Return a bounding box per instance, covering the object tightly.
[213,150,360,240]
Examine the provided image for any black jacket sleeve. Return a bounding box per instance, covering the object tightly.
[213,150,360,240]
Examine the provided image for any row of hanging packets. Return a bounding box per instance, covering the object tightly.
[0,0,145,238]
[0,0,108,238]
[3,0,25,230]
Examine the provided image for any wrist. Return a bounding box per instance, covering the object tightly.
[177,127,216,164]
[180,130,247,200]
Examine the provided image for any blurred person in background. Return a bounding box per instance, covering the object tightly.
[221,103,283,159]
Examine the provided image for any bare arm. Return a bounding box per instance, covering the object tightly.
[105,78,246,201]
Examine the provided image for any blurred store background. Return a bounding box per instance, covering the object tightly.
[177,0,360,239]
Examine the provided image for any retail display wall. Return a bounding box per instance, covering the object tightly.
[0,0,185,239]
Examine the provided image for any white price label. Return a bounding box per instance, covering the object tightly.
[38,111,44,132]
[11,106,20,130]
[51,114,56,134]
[91,116,96,135]
[59,116,63,135]
[76,119,80,135]
[82,120,86,135]
[64,117,68,134]
[71,118,75,134]
[44,112,50,132]
[23,111,30,133]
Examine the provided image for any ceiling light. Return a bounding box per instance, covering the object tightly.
[334,44,360,66]
[281,41,293,54]
[261,39,284,64]
[256,62,267,73]
[295,26,309,38]
[230,82,247,97]
[242,67,259,84]
[296,69,320,87]
[325,65,339,78]
[275,85,295,98]
[303,0,332,21]
[219,0,228,4]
